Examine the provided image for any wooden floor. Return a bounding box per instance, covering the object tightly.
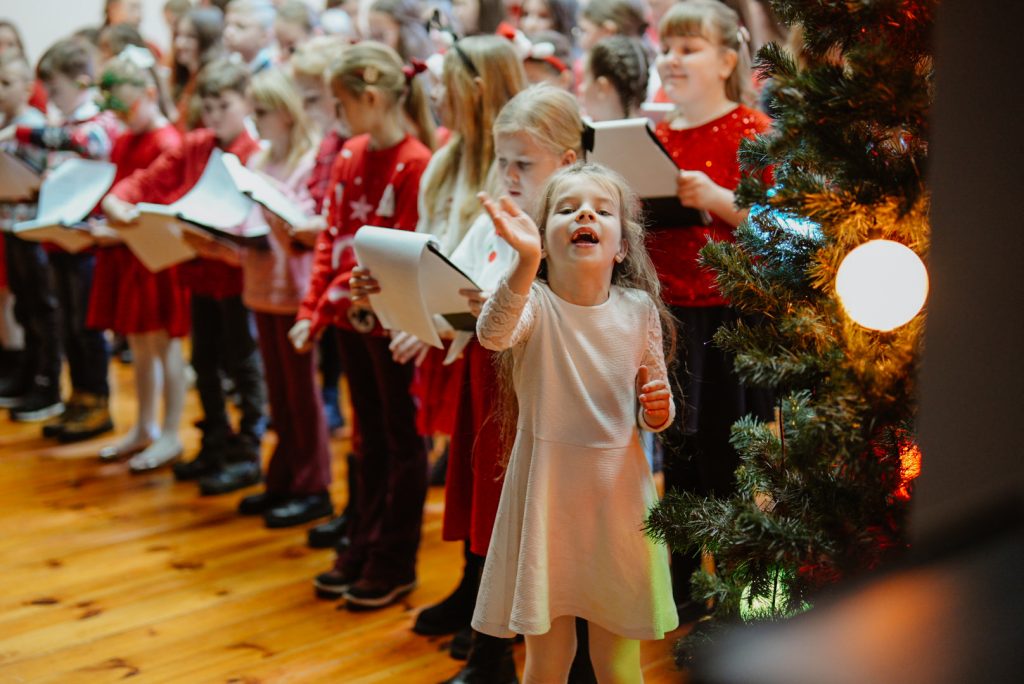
[0,359,688,683]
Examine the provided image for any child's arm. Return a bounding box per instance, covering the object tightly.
[8,119,114,160]
[637,300,675,432]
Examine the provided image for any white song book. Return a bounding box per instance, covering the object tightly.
[582,117,709,228]
[11,158,118,253]
[353,226,480,349]
[122,149,261,272]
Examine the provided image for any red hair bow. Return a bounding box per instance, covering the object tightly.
[402,59,428,82]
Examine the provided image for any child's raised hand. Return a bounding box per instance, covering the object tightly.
[478,192,542,263]
[636,365,671,429]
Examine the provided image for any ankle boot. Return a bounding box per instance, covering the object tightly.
[413,541,483,635]
[57,392,113,442]
[440,631,518,684]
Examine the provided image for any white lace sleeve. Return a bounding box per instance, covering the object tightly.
[476,279,538,351]
[638,298,676,432]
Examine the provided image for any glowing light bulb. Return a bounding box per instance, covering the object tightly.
[835,239,928,331]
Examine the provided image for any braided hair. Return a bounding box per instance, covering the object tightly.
[586,35,650,117]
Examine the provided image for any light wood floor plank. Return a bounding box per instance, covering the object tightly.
[0,361,688,683]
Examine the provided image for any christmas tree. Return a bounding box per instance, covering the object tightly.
[645,0,935,655]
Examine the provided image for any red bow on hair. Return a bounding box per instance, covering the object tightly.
[402,59,428,82]
[495,22,518,43]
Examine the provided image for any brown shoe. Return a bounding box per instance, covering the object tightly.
[41,392,79,438]
[58,393,114,443]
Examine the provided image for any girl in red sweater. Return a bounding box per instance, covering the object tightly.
[89,50,189,471]
[651,0,775,620]
[289,42,434,610]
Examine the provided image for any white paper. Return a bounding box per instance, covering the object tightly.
[165,150,255,233]
[584,117,679,198]
[354,226,479,349]
[12,158,117,243]
[222,154,309,228]
[0,151,41,202]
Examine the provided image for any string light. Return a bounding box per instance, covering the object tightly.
[835,240,928,331]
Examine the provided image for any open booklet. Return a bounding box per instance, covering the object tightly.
[10,158,117,252]
[0,150,42,202]
[582,117,710,229]
[121,149,311,273]
[353,226,480,349]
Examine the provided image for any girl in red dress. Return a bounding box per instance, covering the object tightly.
[650,0,775,619]
[89,50,189,471]
[290,42,434,610]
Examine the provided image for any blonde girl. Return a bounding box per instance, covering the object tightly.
[430,83,585,681]
[291,42,434,609]
[473,162,678,682]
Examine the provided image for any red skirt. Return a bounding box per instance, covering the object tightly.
[442,340,506,556]
[412,344,464,437]
[87,245,191,337]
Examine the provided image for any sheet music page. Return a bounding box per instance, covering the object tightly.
[353,226,445,348]
[221,154,308,228]
[167,149,253,230]
[13,158,117,232]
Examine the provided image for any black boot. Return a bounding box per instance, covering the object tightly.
[173,424,229,481]
[440,631,518,684]
[308,452,358,548]
[414,541,483,636]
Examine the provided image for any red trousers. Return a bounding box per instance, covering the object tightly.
[254,312,332,495]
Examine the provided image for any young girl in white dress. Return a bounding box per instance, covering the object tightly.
[473,162,679,682]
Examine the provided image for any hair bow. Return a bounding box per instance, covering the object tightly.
[118,45,156,70]
[402,59,428,83]
[526,41,568,74]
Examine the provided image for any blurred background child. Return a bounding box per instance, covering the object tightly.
[89,47,188,471]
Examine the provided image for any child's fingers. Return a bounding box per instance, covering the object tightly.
[636,365,650,393]
[498,195,521,217]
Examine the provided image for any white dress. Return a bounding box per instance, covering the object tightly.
[472,280,679,640]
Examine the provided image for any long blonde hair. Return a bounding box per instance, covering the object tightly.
[249,67,319,169]
[492,84,584,161]
[659,0,754,106]
[495,162,677,465]
[329,41,436,151]
[420,35,525,237]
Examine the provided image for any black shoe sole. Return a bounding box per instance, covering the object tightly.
[264,504,334,529]
[313,579,353,600]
